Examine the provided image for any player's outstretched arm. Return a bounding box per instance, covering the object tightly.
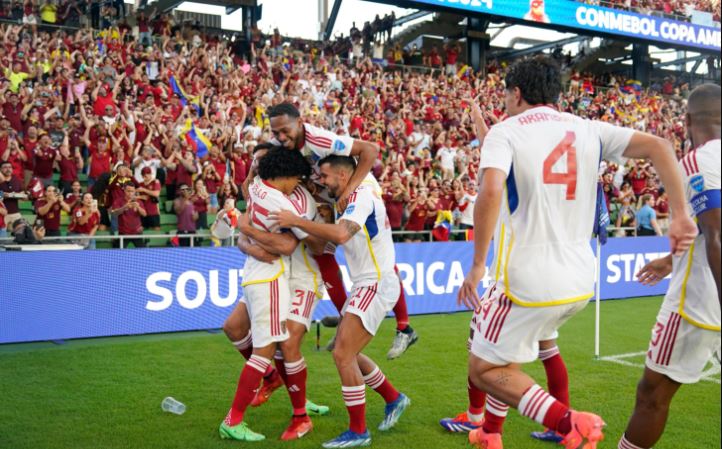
[622,132,697,255]
[457,168,505,310]
[269,209,359,245]
[698,206,721,305]
[238,212,299,256]
[236,232,279,264]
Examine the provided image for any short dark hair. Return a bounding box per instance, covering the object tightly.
[252,142,275,154]
[268,102,300,120]
[258,147,311,180]
[318,155,357,172]
[1,160,11,167]
[505,56,562,106]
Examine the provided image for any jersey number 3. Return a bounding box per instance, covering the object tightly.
[543,131,577,200]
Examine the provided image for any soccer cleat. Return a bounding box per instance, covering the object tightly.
[469,427,503,449]
[439,411,484,433]
[531,428,564,443]
[219,421,266,442]
[250,374,284,407]
[386,329,419,359]
[378,393,411,431]
[321,430,372,448]
[280,415,313,441]
[561,411,605,449]
[306,399,330,416]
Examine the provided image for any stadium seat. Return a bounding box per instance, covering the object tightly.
[160,214,177,225]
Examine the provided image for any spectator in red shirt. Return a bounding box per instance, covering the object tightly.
[383,179,410,235]
[57,137,83,194]
[1,132,27,181]
[174,183,198,247]
[64,180,83,208]
[229,145,249,199]
[2,92,24,133]
[32,134,57,187]
[35,185,71,237]
[68,193,100,249]
[404,191,429,242]
[137,166,161,230]
[110,184,146,248]
[201,162,221,214]
[192,178,210,231]
[444,42,460,76]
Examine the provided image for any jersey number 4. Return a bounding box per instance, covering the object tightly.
[543,131,578,200]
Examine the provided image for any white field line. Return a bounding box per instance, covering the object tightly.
[599,351,721,385]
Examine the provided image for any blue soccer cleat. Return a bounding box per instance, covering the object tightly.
[530,428,564,443]
[439,412,484,433]
[322,430,372,448]
[378,393,411,431]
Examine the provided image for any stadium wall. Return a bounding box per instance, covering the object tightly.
[0,238,671,344]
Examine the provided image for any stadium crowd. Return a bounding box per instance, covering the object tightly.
[0,10,712,246]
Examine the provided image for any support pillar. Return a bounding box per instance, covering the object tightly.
[632,43,651,85]
[467,18,490,74]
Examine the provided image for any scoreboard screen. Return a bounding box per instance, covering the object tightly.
[401,0,720,52]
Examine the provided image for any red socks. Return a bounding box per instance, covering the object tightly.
[342,385,366,433]
[539,346,570,406]
[232,333,254,361]
[226,355,270,426]
[363,367,400,404]
[467,377,486,419]
[519,385,571,435]
[284,358,308,416]
[313,253,347,312]
[393,265,410,331]
[482,395,509,434]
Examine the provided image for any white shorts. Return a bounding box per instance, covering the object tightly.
[23,15,37,25]
[645,307,721,384]
[288,277,319,331]
[343,273,400,336]
[470,283,587,365]
[243,277,290,348]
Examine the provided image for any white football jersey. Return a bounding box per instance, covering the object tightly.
[336,183,395,286]
[664,139,721,331]
[480,106,634,306]
[288,185,322,293]
[242,177,307,287]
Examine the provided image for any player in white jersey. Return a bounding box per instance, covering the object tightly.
[272,155,410,448]
[219,148,316,442]
[618,84,721,449]
[268,103,418,359]
[456,57,697,449]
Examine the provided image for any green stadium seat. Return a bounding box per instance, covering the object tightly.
[160,214,177,225]
[237,200,247,212]
[164,201,174,214]
[19,201,34,212]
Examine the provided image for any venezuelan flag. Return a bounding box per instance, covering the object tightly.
[181,119,212,158]
[170,74,202,114]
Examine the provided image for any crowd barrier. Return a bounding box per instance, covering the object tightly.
[0,237,671,344]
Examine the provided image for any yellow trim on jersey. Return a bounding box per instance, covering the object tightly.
[500,187,594,307]
[241,258,285,287]
[678,242,722,331]
[363,225,382,281]
[494,223,506,282]
[361,179,383,196]
[299,241,321,297]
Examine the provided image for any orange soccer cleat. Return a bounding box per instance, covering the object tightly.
[280,415,313,441]
[250,374,284,407]
[469,427,503,449]
[561,411,605,449]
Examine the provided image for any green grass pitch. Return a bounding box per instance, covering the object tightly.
[0,296,719,449]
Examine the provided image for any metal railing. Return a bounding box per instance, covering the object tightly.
[0,226,651,250]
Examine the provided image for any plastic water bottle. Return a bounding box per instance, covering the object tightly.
[161,397,186,415]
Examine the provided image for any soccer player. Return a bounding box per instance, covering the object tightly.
[219,147,314,442]
[272,155,410,448]
[222,143,329,419]
[441,99,571,445]
[268,103,419,360]
[457,56,697,449]
[618,84,721,449]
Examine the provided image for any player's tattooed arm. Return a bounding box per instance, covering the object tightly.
[339,219,361,240]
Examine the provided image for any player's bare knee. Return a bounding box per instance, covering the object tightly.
[222,317,242,341]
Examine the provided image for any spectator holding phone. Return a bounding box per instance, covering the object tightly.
[137,166,161,230]
[68,193,100,249]
[174,183,197,247]
[110,184,146,248]
[0,160,27,229]
[35,185,71,237]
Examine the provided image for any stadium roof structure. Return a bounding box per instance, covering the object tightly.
[321,0,720,84]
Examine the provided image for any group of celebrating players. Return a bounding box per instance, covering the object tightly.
[214,56,721,449]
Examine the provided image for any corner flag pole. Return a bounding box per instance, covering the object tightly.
[594,236,601,359]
